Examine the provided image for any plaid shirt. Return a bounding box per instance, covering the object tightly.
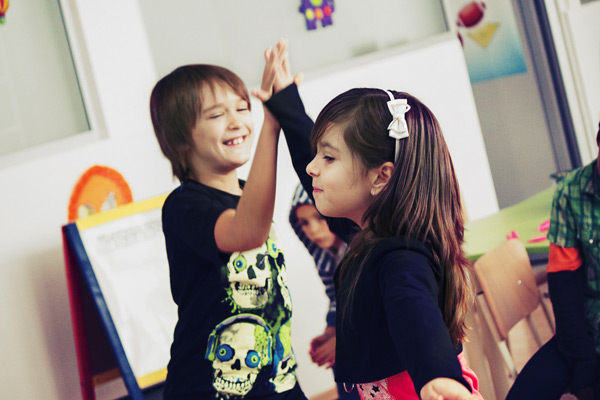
[548,159,600,350]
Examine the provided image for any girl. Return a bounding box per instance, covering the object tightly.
[259,50,482,398]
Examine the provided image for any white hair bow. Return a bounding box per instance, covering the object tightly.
[384,90,410,162]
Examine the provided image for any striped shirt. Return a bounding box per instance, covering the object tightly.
[289,184,346,327]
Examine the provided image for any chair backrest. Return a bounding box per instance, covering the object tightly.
[473,239,541,340]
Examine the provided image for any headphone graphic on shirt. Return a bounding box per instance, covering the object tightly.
[205,314,272,367]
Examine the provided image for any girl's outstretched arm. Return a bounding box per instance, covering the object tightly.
[214,44,284,253]
[376,246,472,395]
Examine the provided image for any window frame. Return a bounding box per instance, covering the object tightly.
[0,0,106,169]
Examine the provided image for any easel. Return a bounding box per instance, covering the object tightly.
[62,194,171,400]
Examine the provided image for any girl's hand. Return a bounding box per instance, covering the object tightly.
[272,39,303,93]
[420,378,473,400]
[252,39,302,103]
[252,42,283,102]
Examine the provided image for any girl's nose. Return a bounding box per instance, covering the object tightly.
[306,157,318,177]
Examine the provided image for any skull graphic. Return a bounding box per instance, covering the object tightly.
[205,314,272,396]
[269,318,297,391]
[226,244,272,309]
[276,263,292,311]
[265,237,292,311]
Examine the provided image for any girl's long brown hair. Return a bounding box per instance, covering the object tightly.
[311,88,472,345]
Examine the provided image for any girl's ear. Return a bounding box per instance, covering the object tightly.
[369,161,395,196]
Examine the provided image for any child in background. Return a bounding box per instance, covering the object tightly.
[507,124,600,400]
[254,47,482,399]
[150,42,307,399]
[289,184,360,400]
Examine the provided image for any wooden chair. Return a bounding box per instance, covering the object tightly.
[472,239,554,381]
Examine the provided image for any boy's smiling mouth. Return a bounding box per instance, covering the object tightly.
[223,135,247,146]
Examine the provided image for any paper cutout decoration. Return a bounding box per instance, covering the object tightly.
[457,1,485,28]
[456,2,499,49]
[299,0,334,30]
[0,0,9,24]
[468,22,499,48]
[68,165,133,222]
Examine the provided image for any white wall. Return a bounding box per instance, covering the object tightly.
[469,0,560,208]
[138,0,448,87]
[544,0,600,162]
[0,0,333,398]
[0,2,493,400]
[0,1,175,399]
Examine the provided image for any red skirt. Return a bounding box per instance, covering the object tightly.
[354,353,484,399]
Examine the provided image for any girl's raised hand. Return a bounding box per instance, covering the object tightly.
[252,43,282,102]
[252,39,302,103]
[420,378,474,400]
[272,39,303,93]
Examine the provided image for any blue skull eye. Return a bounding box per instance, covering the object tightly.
[245,350,260,368]
[266,238,279,258]
[216,344,234,361]
[233,255,247,273]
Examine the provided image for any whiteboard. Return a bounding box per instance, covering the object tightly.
[295,33,499,221]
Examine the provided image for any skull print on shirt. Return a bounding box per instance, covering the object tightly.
[209,224,297,397]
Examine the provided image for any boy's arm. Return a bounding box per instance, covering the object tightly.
[214,47,284,253]
[547,182,599,393]
[547,245,598,392]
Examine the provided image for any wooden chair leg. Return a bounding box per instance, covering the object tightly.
[497,341,518,379]
[525,314,544,347]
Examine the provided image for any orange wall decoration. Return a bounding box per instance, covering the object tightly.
[68,165,133,222]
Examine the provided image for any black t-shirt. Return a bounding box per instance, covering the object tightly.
[161,180,301,400]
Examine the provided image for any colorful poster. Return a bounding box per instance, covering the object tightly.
[446,1,527,83]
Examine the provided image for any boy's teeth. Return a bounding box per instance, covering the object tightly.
[226,137,244,145]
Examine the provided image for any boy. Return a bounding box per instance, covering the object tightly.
[150,43,306,399]
[508,123,600,400]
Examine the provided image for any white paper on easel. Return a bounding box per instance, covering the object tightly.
[79,208,177,380]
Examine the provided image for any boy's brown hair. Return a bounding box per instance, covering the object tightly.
[150,64,250,182]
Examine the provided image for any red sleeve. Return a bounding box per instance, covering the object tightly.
[546,243,582,273]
